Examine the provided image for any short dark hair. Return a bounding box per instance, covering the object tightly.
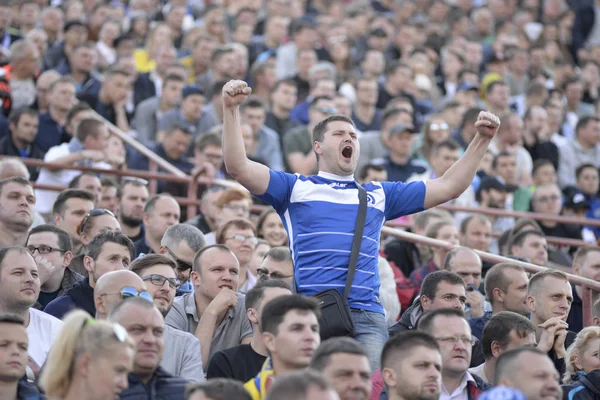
[85,230,134,261]
[507,229,546,252]
[262,247,292,263]
[431,138,460,156]
[211,45,235,63]
[143,194,176,215]
[76,118,105,143]
[418,308,467,334]
[0,176,32,195]
[65,102,92,128]
[239,95,266,112]
[459,214,490,234]
[8,106,37,126]
[312,115,355,143]
[308,95,333,110]
[420,270,465,300]
[185,379,251,400]
[481,311,535,360]
[359,163,385,181]
[245,279,291,311]
[460,107,483,129]
[575,115,600,135]
[52,189,95,216]
[195,133,222,152]
[492,151,514,170]
[484,263,525,304]
[68,172,99,189]
[27,224,73,253]
[576,163,597,180]
[532,159,554,176]
[309,337,368,371]
[487,80,508,95]
[162,73,185,88]
[494,347,547,385]
[271,78,297,94]
[129,254,176,277]
[0,313,25,326]
[265,370,331,400]
[0,247,31,273]
[260,294,320,334]
[381,331,439,370]
[100,177,118,190]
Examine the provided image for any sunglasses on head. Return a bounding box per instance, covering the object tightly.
[78,209,115,235]
[166,248,193,271]
[100,287,153,303]
[121,177,149,186]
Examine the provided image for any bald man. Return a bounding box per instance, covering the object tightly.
[94,270,152,319]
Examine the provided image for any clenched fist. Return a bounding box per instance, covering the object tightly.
[474,111,500,138]
[223,80,252,108]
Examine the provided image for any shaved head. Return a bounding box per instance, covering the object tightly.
[94,270,147,319]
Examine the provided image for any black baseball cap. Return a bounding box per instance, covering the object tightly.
[564,192,589,211]
[477,177,516,194]
[182,85,205,99]
[64,20,87,33]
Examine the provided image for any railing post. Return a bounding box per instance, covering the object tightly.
[148,159,158,195]
[583,286,593,328]
[187,175,198,219]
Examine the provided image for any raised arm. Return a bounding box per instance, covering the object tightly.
[424,111,500,209]
[222,80,271,195]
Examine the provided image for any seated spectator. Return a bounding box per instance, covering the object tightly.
[256,207,288,248]
[414,116,452,167]
[129,254,204,382]
[216,218,258,294]
[240,96,284,171]
[573,164,600,238]
[0,107,43,180]
[26,224,83,309]
[204,187,253,245]
[117,178,149,242]
[489,113,533,186]
[57,41,102,96]
[469,263,531,340]
[165,245,253,366]
[185,379,251,400]
[5,40,40,110]
[522,106,559,169]
[108,297,188,399]
[265,79,300,140]
[0,177,35,248]
[469,311,536,384]
[44,231,134,319]
[99,178,119,216]
[527,269,577,379]
[474,177,516,244]
[0,314,45,399]
[244,295,321,400]
[508,230,549,267]
[557,116,600,189]
[156,85,219,139]
[134,194,181,256]
[258,247,295,287]
[93,270,150,319]
[193,133,226,181]
[357,163,387,184]
[443,247,491,319]
[309,337,371,400]
[459,214,494,273]
[35,118,111,216]
[103,134,126,170]
[40,311,135,399]
[562,326,600,386]
[569,247,600,333]
[250,239,271,277]
[351,77,382,132]
[493,151,532,212]
[494,347,562,400]
[0,247,63,376]
[132,73,185,145]
[51,189,95,258]
[264,370,338,400]
[409,220,460,293]
[378,124,429,183]
[35,76,76,153]
[186,184,226,236]
[418,309,491,398]
[207,279,291,382]
[68,172,102,205]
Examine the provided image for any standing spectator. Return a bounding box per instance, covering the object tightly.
[44,231,134,320]
[0,247,63,376]
[240,96,284,171]
[165,245,253,366]
[118,178,149,242]
[39,310,134,400]
[108,298,188,399]
[265,79,300,140]
[0,107,43,180]
[0,177,35,248]
[35,118,111,216]
[50,189,95,257]
[216,219,258,294]
[206,279,291,382]
[26,224,83,309]
[134,194,180,256]
[35,76,76,153]
[568,247,600,333]
[557,116,600,189]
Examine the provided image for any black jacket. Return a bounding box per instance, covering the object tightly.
[43,277,95,320]
[119,367,187,400]
[0,135,44,180]
[562,370,600,400]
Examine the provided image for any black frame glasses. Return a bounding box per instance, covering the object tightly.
[142,274,177,289]
[27,245,66,255]
[166,247,193,272]
[78,208,116,235]
[257,267,294,280]
[100,287,153,303]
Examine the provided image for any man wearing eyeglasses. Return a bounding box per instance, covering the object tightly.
[418,308,491,400]
[216,218,258,295]
[94,269,151,319]
[26,224,83,309]
[258,247,294,287]
[129,254,204,382]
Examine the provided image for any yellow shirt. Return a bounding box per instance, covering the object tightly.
[134,49,155,73]
[244,358,275,400]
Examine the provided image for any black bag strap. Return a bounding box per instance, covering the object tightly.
[343,183,367,301]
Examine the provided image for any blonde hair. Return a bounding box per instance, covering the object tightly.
[563,326,600,383]
[40,310,135,398]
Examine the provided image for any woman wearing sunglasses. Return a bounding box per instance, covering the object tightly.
[40,310,135,400]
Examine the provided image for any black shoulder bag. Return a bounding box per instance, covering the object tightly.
[314,183,367,340]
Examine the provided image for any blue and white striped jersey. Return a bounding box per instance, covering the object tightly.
[257,170,426,314]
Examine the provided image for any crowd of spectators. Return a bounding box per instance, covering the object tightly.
[1,0,600,399]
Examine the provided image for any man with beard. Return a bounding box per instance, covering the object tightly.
[0,177,35,248]
[0,247,63,378]
[494,347,562,400]
[380,331,442,400]
[0,107,43,180]
[118,178,149,242]
[129,254,204,382]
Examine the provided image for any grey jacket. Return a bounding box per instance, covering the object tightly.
[132,97,160,145]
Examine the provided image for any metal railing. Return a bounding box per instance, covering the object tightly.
[381,226,600,327]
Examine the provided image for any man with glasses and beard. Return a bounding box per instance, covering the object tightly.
[129,254,204,381]
[158,223,206,296]
[118,178,149,242]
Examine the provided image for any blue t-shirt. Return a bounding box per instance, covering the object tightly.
[257,170,426,314]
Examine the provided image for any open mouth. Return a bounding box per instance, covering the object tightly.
[342,146,353,159]
[219,284,233,290]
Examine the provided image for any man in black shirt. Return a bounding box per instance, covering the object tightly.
[0,107,44,180]
[206,279,291,381]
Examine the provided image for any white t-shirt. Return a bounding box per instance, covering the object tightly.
[27,308,63,369]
